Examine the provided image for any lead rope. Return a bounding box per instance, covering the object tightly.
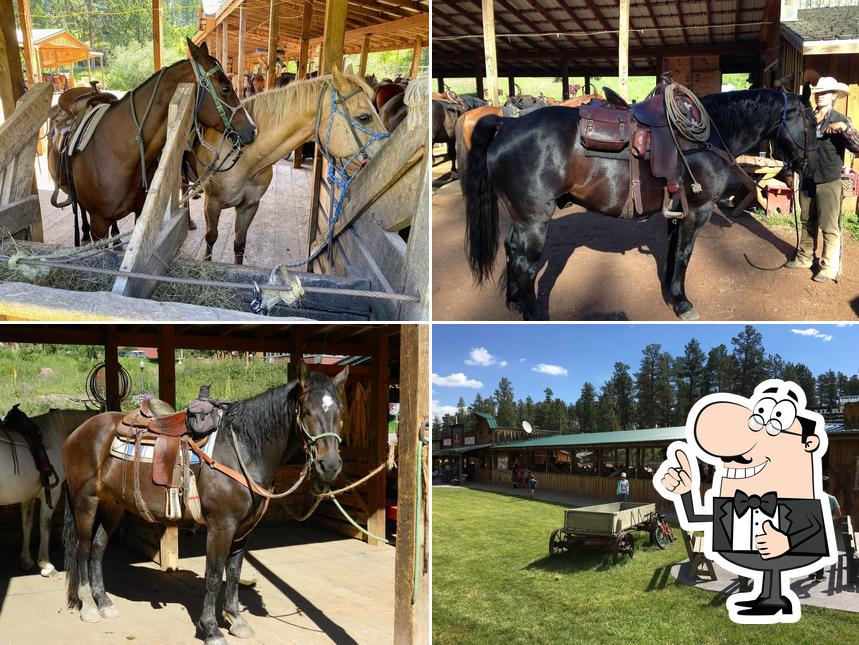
[129,68,166,192]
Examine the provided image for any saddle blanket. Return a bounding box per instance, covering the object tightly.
[0,429,29,449]
[109,429,218,464]
[66,102,111,156]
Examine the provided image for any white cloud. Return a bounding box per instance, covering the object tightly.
[790,328,833,342]
[465,347,505,367]
[532,363,569,376]
[432,400,459,418]
[431,372,483,388]
[835,323,855,327]
[519,358,526,362]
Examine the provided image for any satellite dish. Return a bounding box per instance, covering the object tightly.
[522,420,533,434]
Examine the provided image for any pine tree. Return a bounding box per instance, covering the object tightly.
[657,351,675,426]
[635,344,662,428]
[576,382,597,433]
[704,343,735,394]
[731,325,767,394]
[674,338,706,421]
[609,362,635,429]
[818,370,839,408]
[494,377,517,427]
[595,383,621,431]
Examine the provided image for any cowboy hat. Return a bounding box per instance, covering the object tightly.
[810,76,849,98]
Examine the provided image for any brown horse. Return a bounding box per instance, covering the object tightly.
[374,81,405,112]
[62,361,347,645]
[63,38,255,241]
[455,94,602,191]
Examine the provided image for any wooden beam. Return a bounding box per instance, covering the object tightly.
[222,20,229,73]
[409,37,421,79]
[561,60,569,100]
[618,0,630,101]
[508,76,515,97]
[105,326,120,411]
[437,76,445,93]
[237,6,246,96]
[158,325,176,408]
[152,0,162,71]
[481,0,500,107]
[294,0,314,169]
[266,0,279,90]
[17,0,39,86]
[0,0,25,117]
[475,73,484,100]
[393,324,428,644]
[358,33,371,77]
[367,329,389,546]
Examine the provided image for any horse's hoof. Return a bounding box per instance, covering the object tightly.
[39,563,57,577]
[98,604,120,619]
[228,620,254,639]
[204,636,228,645]
[677,308,701,321]
[20,559,35,571]
[79,606,102,623]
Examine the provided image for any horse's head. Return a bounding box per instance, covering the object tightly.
[296,360,348,484]
[772,85,818,174]
[316,65,388,167]
[185,37,256,146]
[4,404,39,436]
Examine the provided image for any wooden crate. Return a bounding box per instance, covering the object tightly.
[692,55,719,72]
[692,70,722,95]
[664,56,692,86]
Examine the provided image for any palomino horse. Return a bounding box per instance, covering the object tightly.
[0,407,95,576]
[465,86,818,320]
[455,94,602,193]
[59,38,255,242]
[63,361,347,644]
[192,65,387,264]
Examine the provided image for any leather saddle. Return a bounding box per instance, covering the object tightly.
[578,72,692,218]
[117,399,190,488]
[57,81,118,118]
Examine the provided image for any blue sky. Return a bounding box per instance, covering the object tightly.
[431,323,859,418]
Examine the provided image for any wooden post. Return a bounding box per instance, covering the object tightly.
[222,21,229,73]
[561,60,569,100]
[437,76,445,93]
[17,0,39,86]
[152,0,162,71]
[157,325,176,408]
[266,0,279,90]
[481,0,500,106]
[0,0,25,117]
[99,54,105,87]
[104,326,120,411]
[507,75,515,97]
[394,324,428,644]
[237,6,246,96]
[293,0,314,169]
[306,0,348,262]
[618,0,630,101]
[475,74,484,100]
[367,329,389,546]
[585,75,591,94]
[358,32,370,77]
[409,37,422,79]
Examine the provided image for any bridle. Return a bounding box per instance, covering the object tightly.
[294,387,343,464]
[772,90,819,173]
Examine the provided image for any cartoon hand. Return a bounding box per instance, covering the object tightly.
[755,521,790,559]
[660,449,694,496]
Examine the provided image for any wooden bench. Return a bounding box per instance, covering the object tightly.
[681,530,717,582]
[844,515,859,585]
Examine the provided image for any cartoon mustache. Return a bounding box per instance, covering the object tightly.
[721,454,753,464]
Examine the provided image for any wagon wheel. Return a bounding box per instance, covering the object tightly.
[652,523,674,550]
[612,531,636,564]
[549,528,569,556]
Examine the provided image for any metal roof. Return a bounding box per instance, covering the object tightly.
[781,6,859,43]
[435,443,493,456]
[474,411,498,428]
[500,426,687,449]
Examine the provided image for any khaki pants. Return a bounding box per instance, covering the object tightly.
[797,178,843,279]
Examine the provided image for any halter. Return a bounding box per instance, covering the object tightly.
[295,388,343,454]
[773,90,819,172]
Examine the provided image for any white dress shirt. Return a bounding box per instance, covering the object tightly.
[732,503,780,551]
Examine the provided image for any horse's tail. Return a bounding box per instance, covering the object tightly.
[62,483,81,608]
[465,115,504,284]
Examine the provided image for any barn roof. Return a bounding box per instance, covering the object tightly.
[781,6,859,43]
[474,411,499,428]
[432,0,777,77]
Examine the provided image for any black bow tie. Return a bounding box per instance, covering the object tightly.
[734,490,778,517]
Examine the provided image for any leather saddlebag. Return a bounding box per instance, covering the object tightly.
[580,117,629,152]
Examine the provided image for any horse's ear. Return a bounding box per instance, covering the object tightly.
[332,366,349,389]
[344,63,354,76]
[802,81,812,104]
[297,359,310,389]
[11,403,20,411]
[332,63,348,92]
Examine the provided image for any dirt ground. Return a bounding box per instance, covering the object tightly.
[432,160,859,321]
[0,525,394,644]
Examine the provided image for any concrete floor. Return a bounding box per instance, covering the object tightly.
[0,525,395,644]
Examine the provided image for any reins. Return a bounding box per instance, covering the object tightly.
[129,68,166,192]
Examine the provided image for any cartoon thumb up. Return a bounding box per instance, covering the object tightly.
[660,448,694,496]
[755,520,790,559]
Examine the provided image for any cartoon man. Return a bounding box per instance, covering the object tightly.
[654,379,836,624]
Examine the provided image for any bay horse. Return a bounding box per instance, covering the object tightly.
[63,38,255,242]
[465,86,817,320]
[0,407,94,576]
[63,360,348,644]
[375,81,405,112]
[192,65,387,264]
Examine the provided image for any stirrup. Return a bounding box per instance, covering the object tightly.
[661,188,687,220]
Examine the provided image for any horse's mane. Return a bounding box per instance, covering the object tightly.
[701,89,786,132]
[221,381,298,457]
[244,72,374,128]
[111,57,189,107]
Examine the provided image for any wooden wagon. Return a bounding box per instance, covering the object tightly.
[548,502,674,564]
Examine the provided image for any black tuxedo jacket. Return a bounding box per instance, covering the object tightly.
[681,493,828,556]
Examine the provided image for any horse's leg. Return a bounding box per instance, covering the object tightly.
[19,497,36,570]
[87,213,111,241]
[233,201,261,265]
[72,494,102,622]
[81,208,92,243]
[203,194,223,262]
[504,217,550,320]
[222,540,253,638]
[109,221,120,238]
[37,492,57,576]
[666,203,712,320]
[198,526,234,645]
[88,503,123,619]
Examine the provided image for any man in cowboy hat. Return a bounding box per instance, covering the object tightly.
[785,76,859,282]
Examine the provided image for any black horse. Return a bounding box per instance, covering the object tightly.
[62,360,347,645]
[465,86,817,320]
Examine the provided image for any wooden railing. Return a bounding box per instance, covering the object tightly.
[0,83,51,242]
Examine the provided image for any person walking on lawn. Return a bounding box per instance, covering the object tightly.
[785,76,859,282]
[617,472,630,502]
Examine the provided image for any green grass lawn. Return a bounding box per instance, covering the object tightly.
[432,487,858,644]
